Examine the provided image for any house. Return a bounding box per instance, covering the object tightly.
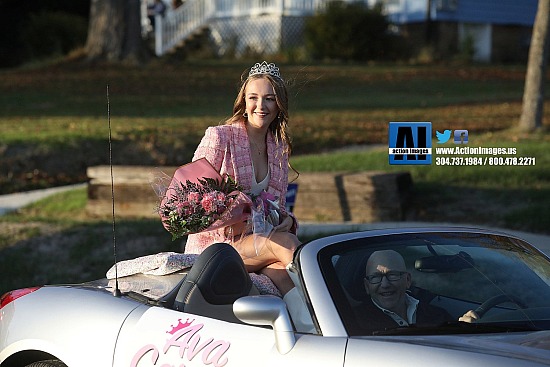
[143,0,369,57]
[369,0,539,62]
[143,0,538,63]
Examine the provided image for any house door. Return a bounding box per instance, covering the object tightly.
[459,23,492,62]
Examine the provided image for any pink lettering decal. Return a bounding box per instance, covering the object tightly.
[186,334,215,361]
[164,321,230,367]
[131,344,160,367]
[164,322,204,357]
[202,341,230,367]
[133,319,230,367]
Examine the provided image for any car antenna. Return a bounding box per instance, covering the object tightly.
[107,84,122,297]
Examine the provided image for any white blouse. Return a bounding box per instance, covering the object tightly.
[250,163,269,195]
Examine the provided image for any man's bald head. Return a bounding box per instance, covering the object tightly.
[366,250,407,275]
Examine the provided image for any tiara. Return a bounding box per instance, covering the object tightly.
[248,61,282,79]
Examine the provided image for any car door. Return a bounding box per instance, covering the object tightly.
[113,305,347,367]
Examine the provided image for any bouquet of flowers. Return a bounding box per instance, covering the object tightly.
[155,158,252,240]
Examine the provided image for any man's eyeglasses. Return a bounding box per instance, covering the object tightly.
[365,271,407,284]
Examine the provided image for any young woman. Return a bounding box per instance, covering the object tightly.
[186,62,300,296]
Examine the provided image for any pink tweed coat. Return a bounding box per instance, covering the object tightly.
[184,121,297,254]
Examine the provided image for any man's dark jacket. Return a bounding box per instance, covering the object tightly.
[352,297,453,334]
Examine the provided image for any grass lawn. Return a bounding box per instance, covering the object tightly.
[0,60,549,295]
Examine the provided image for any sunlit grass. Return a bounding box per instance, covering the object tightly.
[1,61,549,295]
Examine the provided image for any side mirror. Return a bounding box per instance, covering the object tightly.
[233,295,296,354]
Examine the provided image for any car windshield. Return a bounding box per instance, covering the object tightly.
[318,232,550,336]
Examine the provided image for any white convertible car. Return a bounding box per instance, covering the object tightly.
[1,227,550,367]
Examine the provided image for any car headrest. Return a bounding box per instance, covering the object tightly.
[334,252,371,303]
[174,243,253,318]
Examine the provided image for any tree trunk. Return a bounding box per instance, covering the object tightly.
[123,0,146,61]
[85,0,149,63]
[519,0,550,132]
[425,0,433,44]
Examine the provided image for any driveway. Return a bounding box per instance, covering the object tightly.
[0,184,86,215]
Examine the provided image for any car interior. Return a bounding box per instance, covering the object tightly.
[320,233,550,335]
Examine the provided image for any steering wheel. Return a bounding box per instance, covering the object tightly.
[474,294,527,318]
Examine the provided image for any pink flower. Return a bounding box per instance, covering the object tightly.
[201,193,215,213]
[215,191,226,201]
[175,200,187,215]
[187,192,200,203]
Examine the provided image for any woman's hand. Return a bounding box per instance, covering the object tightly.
[274,214,293,232]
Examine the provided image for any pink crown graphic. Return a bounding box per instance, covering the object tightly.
[167,318,194,335]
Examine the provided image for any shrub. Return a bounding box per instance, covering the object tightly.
[304,1,398,61]
[22,11,88,60]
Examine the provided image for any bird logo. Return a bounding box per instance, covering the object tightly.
[436,130,452,144]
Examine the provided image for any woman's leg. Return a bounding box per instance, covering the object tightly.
[234,230,300,295]
[258,263,293,295]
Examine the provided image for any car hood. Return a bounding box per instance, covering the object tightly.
[354,331,550,364]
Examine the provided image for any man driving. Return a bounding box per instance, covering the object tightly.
[354,250,477,331]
